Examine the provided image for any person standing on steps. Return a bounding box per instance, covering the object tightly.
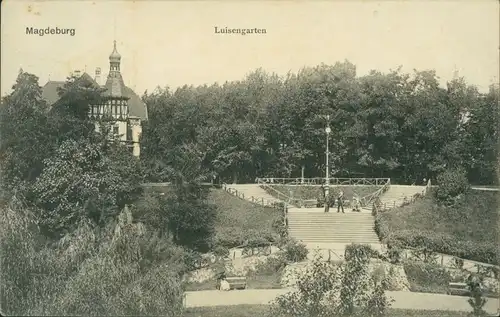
[352,194,361,212]
[337,189,345,213]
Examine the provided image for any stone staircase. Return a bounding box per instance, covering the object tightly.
[285,185,427,247]
[378,185,426,210]
[287,209,380,244]
[224,183,428,247]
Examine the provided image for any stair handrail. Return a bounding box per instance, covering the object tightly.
[360,179,391,207]
[222,182,284,209]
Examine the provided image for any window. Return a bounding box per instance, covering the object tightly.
[113,126,119,136]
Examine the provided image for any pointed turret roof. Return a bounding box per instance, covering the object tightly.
[109,40,121,62]
[103,41,125,98]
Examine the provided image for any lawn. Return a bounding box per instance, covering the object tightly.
[267,185,381,201]
[140,185,282,248]
[183,305,471,317]
[376,189,499,264]
[207,189,282,248]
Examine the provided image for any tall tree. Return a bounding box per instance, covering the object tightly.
[0,70,54,194]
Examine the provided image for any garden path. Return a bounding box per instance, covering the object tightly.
[184,288,500,314]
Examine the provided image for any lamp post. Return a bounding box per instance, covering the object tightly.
[325,115,331,197]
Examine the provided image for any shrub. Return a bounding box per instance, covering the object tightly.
[345,243,380,261]
[385,243,403,264]
[269,244,393,317]
[466,273,488,316]
[403,261,451,294]
[280,237,308,262]
[434,167,470,205]
[252,255,288,276]
[271,212,287,238]
[212,244,230,260]
[1,202,186,316]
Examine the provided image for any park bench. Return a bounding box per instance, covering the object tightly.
[216,276,247,290]
[226,276,247,290]
[447,282,497,298]
[447,282,469,296]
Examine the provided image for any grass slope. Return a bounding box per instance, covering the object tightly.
[376,189,499,263]
[142,184,282,248]
[207,189,282,248]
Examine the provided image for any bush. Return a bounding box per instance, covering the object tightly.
[385,243,403,264]
[269,244,393,317]
[403,261,451,294]
[466,273,488,316]
[252,255,288,276]
[279,237,308,262]
[434,167,470,205]
[345,243,380,261]
[1,202,186,316]
[213,244,230,259]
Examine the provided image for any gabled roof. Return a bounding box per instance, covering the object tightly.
[41,80,66,106]
[41,72,148,120]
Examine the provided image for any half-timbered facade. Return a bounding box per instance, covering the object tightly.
[42,41,148,157]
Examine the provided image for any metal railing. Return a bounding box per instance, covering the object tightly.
[372,179,431,214]
[256,177,390,186]
[222,183,279,208]
[257,180,307,207]
[396,246,499,273]
[360,179,391,208]
[257,177,390,209]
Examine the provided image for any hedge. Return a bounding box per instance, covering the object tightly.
[375,215,499,265]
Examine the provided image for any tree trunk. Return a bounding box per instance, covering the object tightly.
[301,165,305,183]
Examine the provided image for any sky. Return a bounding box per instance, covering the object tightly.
[1,0,499,97]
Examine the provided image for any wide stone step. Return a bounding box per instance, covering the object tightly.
[292,237,379,241]
[290,232,376,236]
[289,227,375,231]
[297,238,380,241]
[290,233,378,236]
[290,230,378,235]
[290,231,376,235]
[289,221,374,224]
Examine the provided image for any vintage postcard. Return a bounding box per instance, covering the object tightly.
[1,1,499,316]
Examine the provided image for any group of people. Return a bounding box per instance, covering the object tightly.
[319,186,361,213]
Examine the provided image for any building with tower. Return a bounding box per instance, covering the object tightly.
[42,41,148,157]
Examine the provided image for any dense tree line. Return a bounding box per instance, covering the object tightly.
[142,62,499,185]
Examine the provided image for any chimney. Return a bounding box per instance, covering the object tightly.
[95,67,101,85]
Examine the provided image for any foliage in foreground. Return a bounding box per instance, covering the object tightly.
[466,273,488,316]
[0,197,185,316]
[269,244,392,317]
